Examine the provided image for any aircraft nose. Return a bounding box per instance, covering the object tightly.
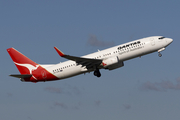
[166,38,173,45]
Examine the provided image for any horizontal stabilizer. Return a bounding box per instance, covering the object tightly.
[9,74,32,79]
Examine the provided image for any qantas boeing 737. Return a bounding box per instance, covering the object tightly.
[7,36,173,83]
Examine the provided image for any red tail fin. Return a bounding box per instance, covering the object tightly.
[7,48,59,82]
[7,48,38,74]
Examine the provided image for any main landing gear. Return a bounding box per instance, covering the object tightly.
[94,69,101,77]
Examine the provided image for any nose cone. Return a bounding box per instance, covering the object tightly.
[166,38,173,46]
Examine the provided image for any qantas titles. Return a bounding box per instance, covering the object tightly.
[118,41,141,50]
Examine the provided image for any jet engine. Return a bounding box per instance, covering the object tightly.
[102,56,124,70]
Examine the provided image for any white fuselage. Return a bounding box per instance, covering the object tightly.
[42,36,172,80]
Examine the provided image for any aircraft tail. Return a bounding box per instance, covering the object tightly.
[7,48,38,75]
[7,48,59,82]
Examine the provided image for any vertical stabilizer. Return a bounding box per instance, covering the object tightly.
[7,48,59,82]
[7,48,38,74]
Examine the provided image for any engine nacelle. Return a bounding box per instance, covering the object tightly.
[102,56,124,70]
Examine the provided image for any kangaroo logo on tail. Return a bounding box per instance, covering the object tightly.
[14,62,39,80]
[14,62,39,74]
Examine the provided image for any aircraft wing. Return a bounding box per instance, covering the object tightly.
[54,47,102,68]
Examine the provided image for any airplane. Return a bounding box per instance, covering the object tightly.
[7,36,173,83]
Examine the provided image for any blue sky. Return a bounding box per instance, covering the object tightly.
[1,0,180,120]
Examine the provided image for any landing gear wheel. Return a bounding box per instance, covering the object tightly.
[158,53,162,57]
[97,73,101,77]
[94,69,101,77]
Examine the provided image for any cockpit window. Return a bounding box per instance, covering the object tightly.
[159,37,165,39]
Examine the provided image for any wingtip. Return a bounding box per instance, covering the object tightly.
[54,47,65,57]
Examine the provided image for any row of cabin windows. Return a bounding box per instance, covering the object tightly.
[94,55,101,59]
[53,63,76,73]
[94,53,111,59]
[104,53,111,56]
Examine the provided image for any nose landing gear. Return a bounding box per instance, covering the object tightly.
[158,52,162,57]
[158,48,165,57]
[94,69,101,77]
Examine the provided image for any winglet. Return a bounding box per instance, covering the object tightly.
[54,47,65,57]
